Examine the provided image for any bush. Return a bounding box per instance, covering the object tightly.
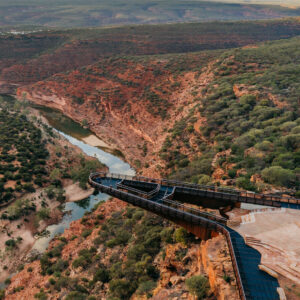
[34,290,47,300]
[109,279,135,300]
[136,280,156,297]
[185,275,209,300]
[173,228,191,246]
[93,267,110,283]
[236,177,256,191]
[72,257,87,269]
[132,210,144,221]
[106,229,131,247]
[81,229,92,238]
[65,291,86,300]
[198,175,211,185]
[37,208,50,220]
[160,227,174,243]
[255,140,272,152]
[261,166,296,187]
[5,239,16,249]
[228,169,237,179]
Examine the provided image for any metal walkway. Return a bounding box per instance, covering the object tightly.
[89,172,299,300]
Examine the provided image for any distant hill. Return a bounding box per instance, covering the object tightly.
[0,0,300,28]
[2,19,300,93]
[209,0,300,7]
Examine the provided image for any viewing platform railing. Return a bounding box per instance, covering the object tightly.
[90,172,299,206]
[116,180,160,199]
[161,197,227,225]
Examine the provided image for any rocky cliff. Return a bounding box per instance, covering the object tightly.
[17,53,216,176]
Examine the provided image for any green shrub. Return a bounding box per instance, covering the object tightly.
[280,134,300,151]
[81,229,92,238]
[37,208,50,220]
[109,279,135,300]
[73,257,87,269]
[65,291,86,300]
[255,140,272,152]
[261,166,296,187]
[160,227,174,243]
[223,274,232,283]
[185,275,209,300]
[5,239,16,249]
[173,228,191,245]
[236,177,256,191]
[136,280,156,297]
[198,175,211,185]
[132,210,144,221]
[93,267,110,283]
[228,169,237,179]
[34,289,47,300]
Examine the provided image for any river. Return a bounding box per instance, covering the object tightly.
[32,106,135,252]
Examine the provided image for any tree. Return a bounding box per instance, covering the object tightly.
[261,166,295,187]
[185,275,209,300]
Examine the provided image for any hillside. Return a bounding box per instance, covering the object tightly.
[4,197,238,300]
[17,36,300,196]
[2,19,300,93]
[0,95,106,286]
[0,0,300,28]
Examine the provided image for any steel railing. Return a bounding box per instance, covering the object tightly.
[161,197,227,224]
[116,180,160,199]
[90,172,299,206]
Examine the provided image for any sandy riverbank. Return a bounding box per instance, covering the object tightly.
[82,134,112,148]
[64,181,95,202]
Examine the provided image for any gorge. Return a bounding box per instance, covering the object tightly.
[1,16,300,300]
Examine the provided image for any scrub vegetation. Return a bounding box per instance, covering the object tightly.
[164,37,300,194]
[36,204,200,300]
[0,95,49,206]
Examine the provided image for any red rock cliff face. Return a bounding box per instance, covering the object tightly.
[17,55,215,176]
[201,236,240,300]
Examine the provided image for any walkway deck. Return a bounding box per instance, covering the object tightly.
[89,172,299,300]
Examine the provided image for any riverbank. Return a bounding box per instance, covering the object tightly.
[0,102,108,286]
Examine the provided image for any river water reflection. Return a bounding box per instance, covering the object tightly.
[32,107,135,252]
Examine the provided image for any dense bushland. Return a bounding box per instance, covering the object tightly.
[162,38,300,194]
[0,96,49,206]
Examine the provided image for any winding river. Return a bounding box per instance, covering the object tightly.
[32,107,135,252]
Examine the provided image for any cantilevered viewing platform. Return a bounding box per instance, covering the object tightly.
[89,172,300,300]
